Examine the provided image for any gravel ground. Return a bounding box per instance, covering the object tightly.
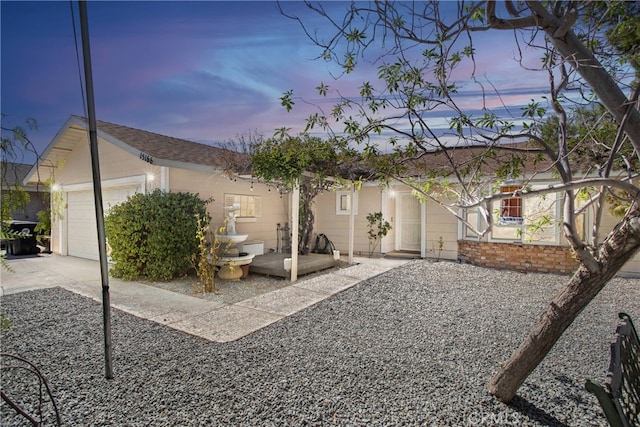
[1,260,638,426]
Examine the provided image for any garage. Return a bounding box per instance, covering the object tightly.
[65,183,143,260]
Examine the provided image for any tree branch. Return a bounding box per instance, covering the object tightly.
[486,1,538,30]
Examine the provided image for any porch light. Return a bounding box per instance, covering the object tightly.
[146,173,155,182]
[51,183,62,192]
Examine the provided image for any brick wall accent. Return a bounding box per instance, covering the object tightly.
[457,240,579,274]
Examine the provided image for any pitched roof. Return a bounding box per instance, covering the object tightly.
[402,143,557,179]
[90,117,242,169]
[24,116,251,185]
[1,162,41,189]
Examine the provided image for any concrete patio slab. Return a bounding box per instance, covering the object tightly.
[293,273,359,294]
[170,305,283,342]
[334,263,391,280]
[236,285,329,316]
[112,291,226,325]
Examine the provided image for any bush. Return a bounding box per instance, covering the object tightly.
[105,190,210,281]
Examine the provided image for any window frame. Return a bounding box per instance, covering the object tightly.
[335,191,358,215]
[223,193,262,222]
[498,184,524,226]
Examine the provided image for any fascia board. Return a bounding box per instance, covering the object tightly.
[23,115,86,185]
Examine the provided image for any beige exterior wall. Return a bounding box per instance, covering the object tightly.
[50,136,159,256]
[387,184,458,260]
[423,198,458,260]
[169,168,288,252]
[459,184,638,277]
[55,135,161,185]
[315,183,459,260]
[50,137,289,256]
[314,186,386,256]
[597,201,640,277]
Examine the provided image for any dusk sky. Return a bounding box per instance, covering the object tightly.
[2,1,550,164]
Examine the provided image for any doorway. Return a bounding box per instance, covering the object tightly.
[396,192,421,251]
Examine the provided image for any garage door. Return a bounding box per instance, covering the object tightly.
[66,185,141,260]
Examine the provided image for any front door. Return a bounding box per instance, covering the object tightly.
[397,193,421,251]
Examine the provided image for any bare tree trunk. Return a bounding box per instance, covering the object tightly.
[298,182,318,255]
[524,2,640,153]
[488,213,640,403]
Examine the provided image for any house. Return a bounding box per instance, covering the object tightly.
[2,162,48,222]
[24,115,285,261]
[25,116,639,277]
[312,147,640,277]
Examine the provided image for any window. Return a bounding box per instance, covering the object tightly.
[490,185,560,243]
[335,191,358,215]
[499,185,523,225]
[224,194,262,220]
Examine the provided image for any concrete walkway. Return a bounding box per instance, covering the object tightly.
[1,254,409,342]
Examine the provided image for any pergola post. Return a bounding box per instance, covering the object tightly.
[348,182,355,264]
[290,181,299,282]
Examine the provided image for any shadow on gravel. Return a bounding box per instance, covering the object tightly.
[509,396,569,427]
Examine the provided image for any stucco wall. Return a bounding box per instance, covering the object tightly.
[596,202,640,277]
[168,169,288,253]
[423,198,458,260]
[314,186,385,256]
[55,135,159,185]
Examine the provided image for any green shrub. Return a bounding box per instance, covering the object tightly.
[105,190,211,281]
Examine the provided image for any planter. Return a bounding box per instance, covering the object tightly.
[240,264,250,279]
[217,264,243,281]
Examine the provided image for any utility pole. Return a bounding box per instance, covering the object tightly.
[79,0,113,379]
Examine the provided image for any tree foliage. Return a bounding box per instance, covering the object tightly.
[1,116,41,225]
[280,0,640,403]
[1,115,47,270]
[250,133,362,254]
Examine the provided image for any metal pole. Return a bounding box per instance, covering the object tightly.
[79,0,113,379]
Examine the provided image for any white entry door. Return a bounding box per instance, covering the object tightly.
[397,193,421,251]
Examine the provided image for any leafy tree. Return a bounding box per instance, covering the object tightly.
[1,116,40,225]
[1,116,47,269]
[280,1,640,403]
[250,133,361,254]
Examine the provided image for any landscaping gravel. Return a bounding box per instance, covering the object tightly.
[1,260,638,426]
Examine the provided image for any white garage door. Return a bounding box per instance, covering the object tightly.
[66,185,141,260]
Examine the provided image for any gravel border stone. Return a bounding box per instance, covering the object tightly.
[1,260,638,426]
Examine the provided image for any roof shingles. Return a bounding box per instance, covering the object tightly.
[92,118,237,169]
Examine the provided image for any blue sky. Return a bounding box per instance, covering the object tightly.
[2,1,550,164]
